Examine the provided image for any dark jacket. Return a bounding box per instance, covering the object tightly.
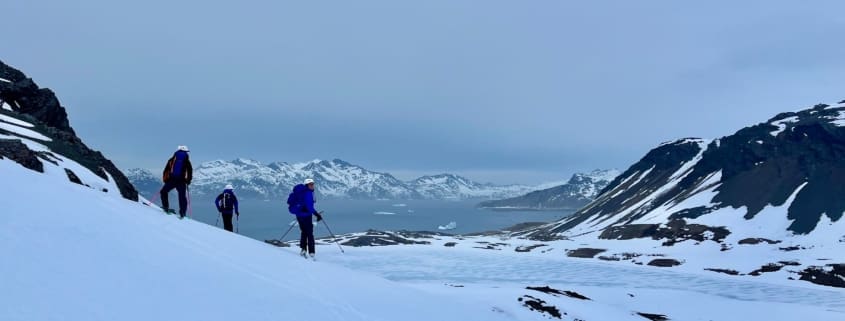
[162,150,193,184]
[215,190,239,215]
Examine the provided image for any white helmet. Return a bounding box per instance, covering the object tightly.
[224,184,234,190]
[177,145,189,152]
[304,178,315,185]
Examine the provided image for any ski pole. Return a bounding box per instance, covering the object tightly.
[236,215,239,234]
[321,218,345,254]
[146,184,163,207]
[215,212,220,227]
[279,220,297,241]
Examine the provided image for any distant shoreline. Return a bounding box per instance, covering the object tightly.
[478,206,578,213]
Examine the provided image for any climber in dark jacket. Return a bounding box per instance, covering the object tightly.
[160,145,193,218]
[215,184,240,232]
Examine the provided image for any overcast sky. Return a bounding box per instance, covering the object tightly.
[2,1,844,184]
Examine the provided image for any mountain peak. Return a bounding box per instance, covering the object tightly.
[522,100,845,241]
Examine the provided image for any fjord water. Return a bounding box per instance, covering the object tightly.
[187,198,573,241]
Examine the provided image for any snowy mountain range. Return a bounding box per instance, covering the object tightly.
[477,169,620,210]
[127,158,545,200]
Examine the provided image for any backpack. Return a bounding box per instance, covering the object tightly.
[220,193,234,211]
[287,184,306,214]
[170,151,188,178]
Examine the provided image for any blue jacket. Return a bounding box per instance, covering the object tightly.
[290,184,318,218]
[215,190,239,215]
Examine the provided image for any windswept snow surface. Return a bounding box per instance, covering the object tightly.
[0,159,513,321]
[321,240,845,321]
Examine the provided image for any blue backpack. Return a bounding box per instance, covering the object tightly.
[170,151,188,177]
[287,184,306,214]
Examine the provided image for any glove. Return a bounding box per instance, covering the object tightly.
[314,213,323,222]
[236,213,240,218]
[186,180,191,186]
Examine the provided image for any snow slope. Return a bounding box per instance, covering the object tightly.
[0,159,515,321]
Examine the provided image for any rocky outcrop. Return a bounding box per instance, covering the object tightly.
[0,61,138,201]
[0,139,44,172]
[798,264,845,288]
[738,238,782,245]
[337,230,437,247]
[566,248,606,258]
[647,259,682,267]
[598,219,730,246]
[521,102,845,240]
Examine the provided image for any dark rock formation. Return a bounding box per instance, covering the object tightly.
[566,248,606,258]
[64,168,82,185]
[749,263,785,276]
[443,242,457,247]
[0,139,43,172]
[637,312,669,321]
[798,264,845,288]
[339,230,433,247]
[738,238,782,245]
[598,219,730,246]
[647,259,682,267]
[0,60,138,201]
[526,286,591,300]
[518,295,563,319]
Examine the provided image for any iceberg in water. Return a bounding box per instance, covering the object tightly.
[438,221,457,230]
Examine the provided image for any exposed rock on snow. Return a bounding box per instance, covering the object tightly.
[566,248,606,258]
[798,264,845,288]
[647,259,682,267]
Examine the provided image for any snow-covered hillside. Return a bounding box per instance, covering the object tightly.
[0,158,521,321]
[128,159,539,200]
[514,101,845,289]
[478,169,620,210]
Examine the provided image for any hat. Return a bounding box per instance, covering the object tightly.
[304,178,315,185]
[177,145,189,152]
[224,184,234,190]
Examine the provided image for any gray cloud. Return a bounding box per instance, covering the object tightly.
[2,1,844,184]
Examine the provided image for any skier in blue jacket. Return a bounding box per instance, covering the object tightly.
[215,184,240,232]
[289,178,323,258]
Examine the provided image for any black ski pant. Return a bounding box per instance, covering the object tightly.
[221,213,234,232]
[160,180,188,216]
[297,215,315,254]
